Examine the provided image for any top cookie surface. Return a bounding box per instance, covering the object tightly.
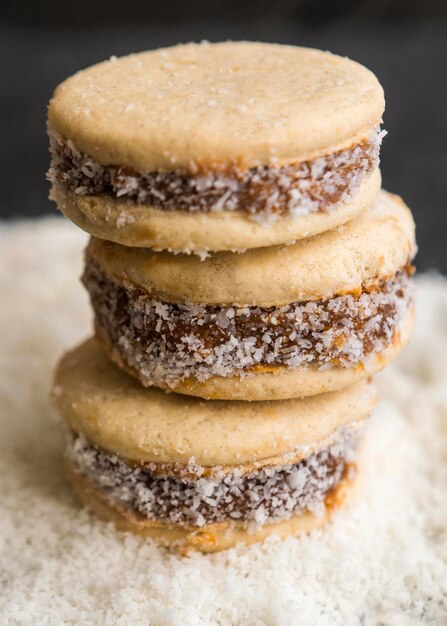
[54,339,375,467]
[88,190,415,307]
[48,41,384,171]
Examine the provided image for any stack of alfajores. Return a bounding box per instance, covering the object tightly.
[49,42,416,553]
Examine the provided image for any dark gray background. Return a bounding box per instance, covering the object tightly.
[1,1,446,271]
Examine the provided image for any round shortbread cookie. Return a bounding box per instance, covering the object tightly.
[53,338,375,466]
[50,168,380,253]
[47,42,384,252]
[67,462,357,554]
[48,42,384,172]
[87,190,415,307]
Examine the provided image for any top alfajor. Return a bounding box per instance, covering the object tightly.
[47,41,384,253]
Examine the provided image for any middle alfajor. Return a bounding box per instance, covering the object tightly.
[83,190,415,401]
[54,339,376,553]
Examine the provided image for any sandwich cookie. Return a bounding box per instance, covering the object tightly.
[83,190,416,401]
[54,339,376,553]
[47,41,384,253]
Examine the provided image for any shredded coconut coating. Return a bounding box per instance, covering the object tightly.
[7,219,447,625]
[47,129,384,222]
[66,427,359,528]
[83,260,414,387]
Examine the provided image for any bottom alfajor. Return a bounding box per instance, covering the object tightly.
[53,339,376,553]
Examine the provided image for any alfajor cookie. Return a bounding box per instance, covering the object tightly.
[47,41,384,253]
[83,190,416,401]
[54,339,376,553]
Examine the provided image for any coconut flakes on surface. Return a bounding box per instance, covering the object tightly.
[47,128,383,222]
[84,259,414,387]
[0,218,446,625]
[65,426,358,527]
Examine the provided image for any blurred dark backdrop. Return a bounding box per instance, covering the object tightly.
[1,0,446,271]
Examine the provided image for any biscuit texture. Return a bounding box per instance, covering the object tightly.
[48,42,384,172]
[54,339,374,466]
[67,462,357,553]
[51,168,380,252]
[87,190,415,307]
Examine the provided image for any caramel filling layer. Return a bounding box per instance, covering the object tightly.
[66,427,359,528]
[48,129,383,222]
[83,258,413,387]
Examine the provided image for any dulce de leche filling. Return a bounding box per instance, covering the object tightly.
[48,129,383,222]
[66,425,360,528]
[83,258,414,388]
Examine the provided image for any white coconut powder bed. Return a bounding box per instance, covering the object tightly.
[0,218,446,625]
